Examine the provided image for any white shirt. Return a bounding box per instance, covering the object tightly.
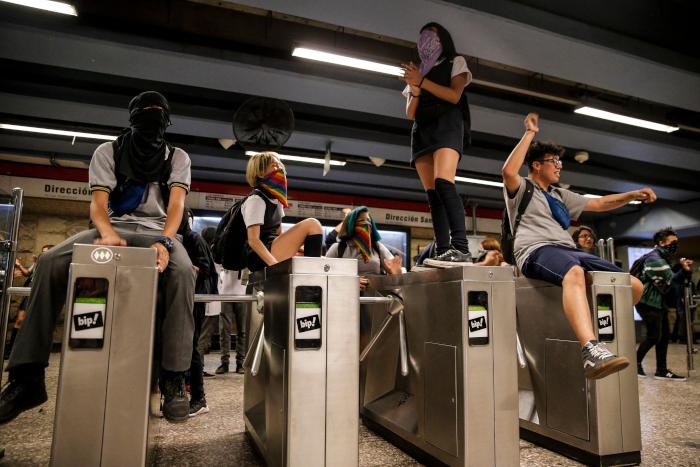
[241,194,285,227]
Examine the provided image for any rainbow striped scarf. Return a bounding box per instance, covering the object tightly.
[256,169,289,208]
[352,219,373,262]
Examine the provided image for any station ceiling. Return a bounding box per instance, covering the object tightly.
[0,0,699,240]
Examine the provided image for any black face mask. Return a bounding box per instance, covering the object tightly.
[130,108,169,144]
[663,241,679,256]
[113,107,171,184]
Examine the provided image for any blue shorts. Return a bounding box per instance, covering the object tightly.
[521,245,622,286]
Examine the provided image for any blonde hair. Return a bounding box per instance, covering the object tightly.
[245,152,284,187]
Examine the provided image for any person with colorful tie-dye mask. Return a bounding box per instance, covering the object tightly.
[326,207,402,289]
[241,152,323,271]
[401,22,474,268]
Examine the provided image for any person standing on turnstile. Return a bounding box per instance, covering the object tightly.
[502,112,655,379]
[635,227,693,381]
[0,91,196,424]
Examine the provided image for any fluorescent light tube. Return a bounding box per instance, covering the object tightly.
[292,47,403,76]
[574,106,678,133]
[0,0,77,15]
[454,176,503,188]
[246,151,346,166]
[0,123,116,140]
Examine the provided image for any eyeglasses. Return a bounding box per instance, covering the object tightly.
[540,157,563,167]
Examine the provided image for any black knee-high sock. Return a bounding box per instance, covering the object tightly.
[434,178,470,254]
[304,234,323,257]
[426,189,451,255]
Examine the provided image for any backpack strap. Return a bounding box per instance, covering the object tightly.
[337,240,347,258]
[512,179,535,237]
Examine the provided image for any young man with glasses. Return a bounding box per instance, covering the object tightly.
[502,113,655,379]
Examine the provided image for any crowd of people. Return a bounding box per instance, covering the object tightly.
[1,21,697,429]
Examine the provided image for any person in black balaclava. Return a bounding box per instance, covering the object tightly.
[1,91,196,425]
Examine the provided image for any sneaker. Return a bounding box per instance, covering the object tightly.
[160,372,189,423]
[215,363,229,375]
[189,397,210,417]
[0,379,48,424]
[235,362,245,374]
[423,249,473,268]
[581,341,629,380]
[637,364,646,378]
[202,370,216,378]
[653,370,687,382]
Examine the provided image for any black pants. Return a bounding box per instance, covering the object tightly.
[189,303,206,400]
[636,302,669,372]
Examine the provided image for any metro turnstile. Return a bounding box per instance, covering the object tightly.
[51,244,159,467]
[360,266,519,467]
[516,272,641,466]
[243,257,360,467]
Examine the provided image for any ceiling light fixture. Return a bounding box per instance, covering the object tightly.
[574,106,679,133]
[454,176,503,188]
[292,47,403,76]
[0,123,116,141]
[0,0,77,15]
[245,151,346,166]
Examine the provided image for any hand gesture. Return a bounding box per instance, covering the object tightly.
[359,276,370,291]
[524,113,539,133]
[400,62,423,87]
[94,232,126,247]
[383,255,403,275]
[152,242,170,273]
[633,187,657,204]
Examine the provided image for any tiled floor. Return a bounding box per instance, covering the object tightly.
[1,345,698,466]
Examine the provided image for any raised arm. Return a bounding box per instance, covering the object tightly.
[584,188,656,212]
[502,113,539,195]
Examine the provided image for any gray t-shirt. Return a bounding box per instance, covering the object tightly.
[504,177,589,271]
[326,241,393,275]
[89,142,191,231]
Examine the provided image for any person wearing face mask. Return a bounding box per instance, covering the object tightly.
[401,23,473,267]
[636,227,693,380]
[0,91,196,424]
[502,113,656,380]
[572,225,597,255]
[241,152,323,272]
[325,207,402,289]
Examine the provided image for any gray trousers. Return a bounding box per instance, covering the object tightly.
[8,224,195,372]
[219,302,248,365]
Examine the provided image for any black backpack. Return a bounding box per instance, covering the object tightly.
[501,179,535,265]
[629,251,655,280]
[212,189,266,271]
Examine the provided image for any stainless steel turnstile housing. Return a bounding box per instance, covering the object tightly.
[51,244,159,467]
[516,272,641,466]
[361,266,519,467]
[244,257,360,467]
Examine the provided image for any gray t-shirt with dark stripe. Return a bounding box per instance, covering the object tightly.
[89,142,191,231]
[504,177,589,271]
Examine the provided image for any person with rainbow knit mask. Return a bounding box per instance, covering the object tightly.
[326,206,402,290]
[242,152,323,271]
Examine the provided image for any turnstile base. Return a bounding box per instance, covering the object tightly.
[362,415,449,467]
[520,428,641,467]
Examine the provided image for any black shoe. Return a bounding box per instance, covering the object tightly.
[653,370,687,381]
[189,397,209,417]
[581,341,629,379]
[637,364,646,377]
[215,363,229,375]
[0,379,48,424]
[202,370,216,378]
[423,249,473,268]
[235,363,245,374]
[160,372,189,423]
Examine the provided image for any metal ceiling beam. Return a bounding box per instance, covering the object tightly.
[227,0,700,113]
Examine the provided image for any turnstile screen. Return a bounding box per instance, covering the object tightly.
[596,294,614,342]
[467,290,489,346]
[295,286,322,349]
[69,277,109,349]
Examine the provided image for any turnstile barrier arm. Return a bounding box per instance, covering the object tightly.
[359,294,409,376]
[516,333,527,368]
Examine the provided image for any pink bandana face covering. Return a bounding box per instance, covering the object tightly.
[417,29,442,76]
